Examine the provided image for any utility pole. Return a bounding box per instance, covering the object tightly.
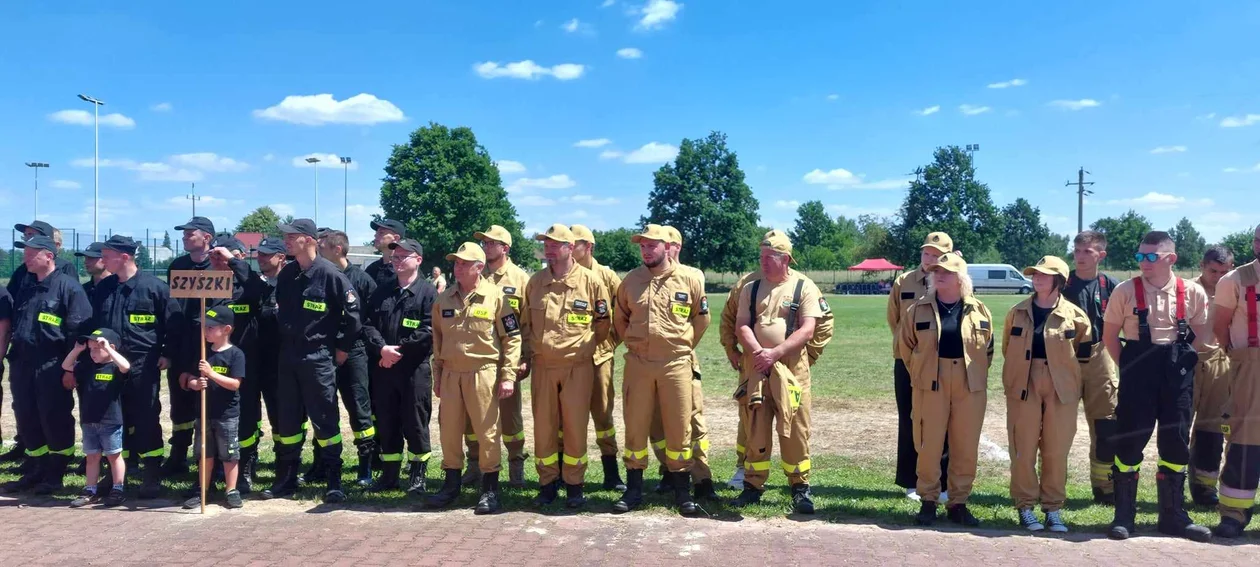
[187,182,201,216]
[1065,167,1095,233]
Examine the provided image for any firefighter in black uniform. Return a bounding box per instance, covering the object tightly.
[75,243,112,299]
[315,230,378,487]
[251,237,287,484]
[209,235,265,493]
[361,239,437,494]
[0,236,92,494]
[0,285,11,464]
[365,219,405,290]
[262,219,361,504]
[89,235,180,499]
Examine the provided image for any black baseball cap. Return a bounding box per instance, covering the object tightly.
[79,327,122,346]
[100,235,139,255]
[256,237,285,255]
[14,220,54,237]
[277,218,318,238]
[75,242,106,258]
[201,307,235,328]
[175,216,215,234]
[388,239,424,256]
[14,235,56,252]
[212,234,246,253]
[370,219,406,238]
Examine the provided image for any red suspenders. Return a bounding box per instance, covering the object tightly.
[1247,284,1258,348]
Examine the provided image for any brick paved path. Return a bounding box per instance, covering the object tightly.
[0,498,1255,565]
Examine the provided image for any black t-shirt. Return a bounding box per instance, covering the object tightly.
[1063,271,1118,343]
[1032,304,1052,359]
[937,299,965,358]
[76,356,124,424]
[201,345,246,420]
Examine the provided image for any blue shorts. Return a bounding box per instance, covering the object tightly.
[82,422,124,456]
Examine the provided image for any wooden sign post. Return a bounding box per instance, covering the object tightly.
[169,270,234,514]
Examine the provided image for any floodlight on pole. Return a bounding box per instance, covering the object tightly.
[339,156,352,233]
[25,162,49,220]
[306,157,321,224]
[78,93,105,241]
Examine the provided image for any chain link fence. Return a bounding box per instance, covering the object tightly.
[4,227,186,281]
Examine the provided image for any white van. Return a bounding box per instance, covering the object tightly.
[966,263,1033,294]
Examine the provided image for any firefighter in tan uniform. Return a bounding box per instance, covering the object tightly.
[1188,246,1235,507]
[887,232,953,501]
[425,242,522,515]
[730,232,824,514]
[1001,256,1091,533]
[1211,228,1260,538]
[521,224,610,509]
[897,252,994,527]
[463,225,530,487]
[570,224,626,491]
[612,224,709,516]
[719,229,835,489]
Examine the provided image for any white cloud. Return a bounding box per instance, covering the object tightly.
[959,104,991,116]
[563,18,581,32]
[1049,99,1101,111]
[1105,192,1213,211]
[916,105,940,116]
[1223,167,1240,173]
[636,0,682,30]
[263,153,275,162]
[601,0,615,6]
[1220,114,1260,128]
[71,157,136,168]
[575,138,613,148]
[1149,146,1187,154]
[987,78,1027,89]
[854,178,912,190]
[474,60,586,81]
[159,195,240,210]
[565,194,620,205]
[616,47,643,59]
[775,200,800,209]
[496,160,527,175]
[49,180,81,190]
[133,162,203,182]
[516,195,556,207]
[803,168,910,190]
[151,102,172,112]
[506,174,578,193]
[169,152,250,172]
[269,203,297,218]
[48,109,136,129]
[623,142,678,164]
[826,94,840,102]
[253,93,406,126]
[292,153,359,170]
[599,150,625,160]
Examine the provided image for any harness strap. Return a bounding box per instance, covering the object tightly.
[1247,285,1258,348]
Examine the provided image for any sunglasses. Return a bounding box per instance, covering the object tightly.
[1134,252,1168,263]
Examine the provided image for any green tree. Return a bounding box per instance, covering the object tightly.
[852,214,897,265]
[592,228,643,273]
[1091,210,1153,270]
[380,122,532,273]
[789,201,837,249]
[135,242,151,269]
[1040,233,1071,258]
[235,206,285,237]
[797,246,840,271]
[162,230,172,249]
[642,131,761,274]
[995,198,1052,268]
[1169,217,1207,269]
[1218,228,1257,265]
[890,146,1000,267]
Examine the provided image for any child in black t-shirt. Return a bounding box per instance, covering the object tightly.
[63,328,130,508]
[181,308,246,510]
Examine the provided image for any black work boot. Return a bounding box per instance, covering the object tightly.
[1156,469,1211,542]
[674,471,698,516]
[1189,480,1219,508]
[0,439,25,463]
[1,455,44,493]
[425,469,462,509]
[324,458,346,503]
[33,453,71,495]
[460,458,480,486]
[355,444,374,488]
[1092,486,1115,506]
[946,503,980,527]
[791,483,815,515]
[565,482,587,510]
[300,444,325,486]
[915,501,938,526]
[406,460,428,495]
[237,448,257,495]
[370,460,401,493]
[508,459,526,489]
[601,455,626,491]
[260,460,298,500]
[1108,470,1139,540]
[613,469,644,514]
[1213,508,1254,539]
[693,478,719,502]
[654,466,672,494]
[160,441,190,478]
[732,482,763,508]
[138,457,164,499]
[474,472,502,515]
[533,480,560,508]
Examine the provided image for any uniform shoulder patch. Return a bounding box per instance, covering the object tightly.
[674,292,689,302]
[595,299,608,315]
[979,320,991,330]
[441,309,455,318]
[573,299,589,310]
[819,297,831,313]
[345,290,357,304]
[699,296,709,314]
[503,286,517,295]
[502,313,520,333]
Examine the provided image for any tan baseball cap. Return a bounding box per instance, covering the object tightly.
[473,225,513,247]
[764,228,787,240]
[921,232,954,253]
[570,224,595,244]
[445,241,486,263]
[1024,255,1070,279]
[761,231,795,262]
[928,251,967,274]
[535,223,575,244]
[663,226,683,245]
[631,224,672,244]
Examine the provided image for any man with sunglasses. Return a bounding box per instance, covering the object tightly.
[1102,231,1212,542]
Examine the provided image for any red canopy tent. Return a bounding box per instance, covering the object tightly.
[848,258,903,271]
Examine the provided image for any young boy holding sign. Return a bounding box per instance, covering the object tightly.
[65,328,130,508]
[182,308,246,510]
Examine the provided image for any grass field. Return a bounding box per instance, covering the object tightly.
[0,292,1244,538]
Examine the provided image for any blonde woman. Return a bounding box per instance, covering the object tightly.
[897,252,994,527]
[1001,256,1090,532]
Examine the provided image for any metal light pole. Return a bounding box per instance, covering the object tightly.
[25,162,49,219]
[340,156,352,233]
[306,157,321,224]
[187,182,201,216]
[78,94,105,241]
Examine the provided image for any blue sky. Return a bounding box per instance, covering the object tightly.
[2,0,1258,252]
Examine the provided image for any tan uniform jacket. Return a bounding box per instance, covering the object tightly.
[887,267,931,359]
[485,258,531,360]
[431,277,522,383]
[1103,276,1210,346]
[615,261,709,362]
[579,258,623,364]
[897,292,995,392]
[1192,275,1221,351]
[1001,296,1091,405]
[521,264,611,366]
[1215,261,1260,351]
[722,268,835,365]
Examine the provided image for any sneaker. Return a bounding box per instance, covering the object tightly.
[69,489,100,508]
[726,467,746,490]
[905,488,921,502]
[1044,510,1068,533]
[102,488,126,507]
[946,503,980,527]
[224,489,244,509]
[1018,507,1044,531]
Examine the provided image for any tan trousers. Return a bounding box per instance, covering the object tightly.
[1007,361,1078,511]
[651,376,711,481]
[913,358,986,505]
[1081,342,1118,491]
[740,377,811,489]
[1193,348,1232,433]
[532,361,594,486]
[439,365,501,474]
[591,358,618,457]
[623,354,693,472]
[464,380,526,465]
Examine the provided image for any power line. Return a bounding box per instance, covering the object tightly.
[1065,167,1095,233]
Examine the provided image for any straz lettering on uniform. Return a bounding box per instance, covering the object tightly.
[129,314,156,324]
[303,300,327,312]
[212,366,230,375]
[168,270,235,299]
[402,318,420,329]
[508,297,520,310]
[567,313,592,325]
[37,312,62,326]
[229,304,250,314]
[672,304,692,318]
[94,373,113,382]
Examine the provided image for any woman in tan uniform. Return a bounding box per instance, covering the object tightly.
[897,252,994,527]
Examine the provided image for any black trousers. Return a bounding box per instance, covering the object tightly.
[167,365,198,448]
[371,361,432,462]
[123,354,164,459]
[238,345,277,452]
[274,349,340,463]
[336,346,375,455]
[895,359,948,489]
[11,359,75,456]
[1113,340,1195,469]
